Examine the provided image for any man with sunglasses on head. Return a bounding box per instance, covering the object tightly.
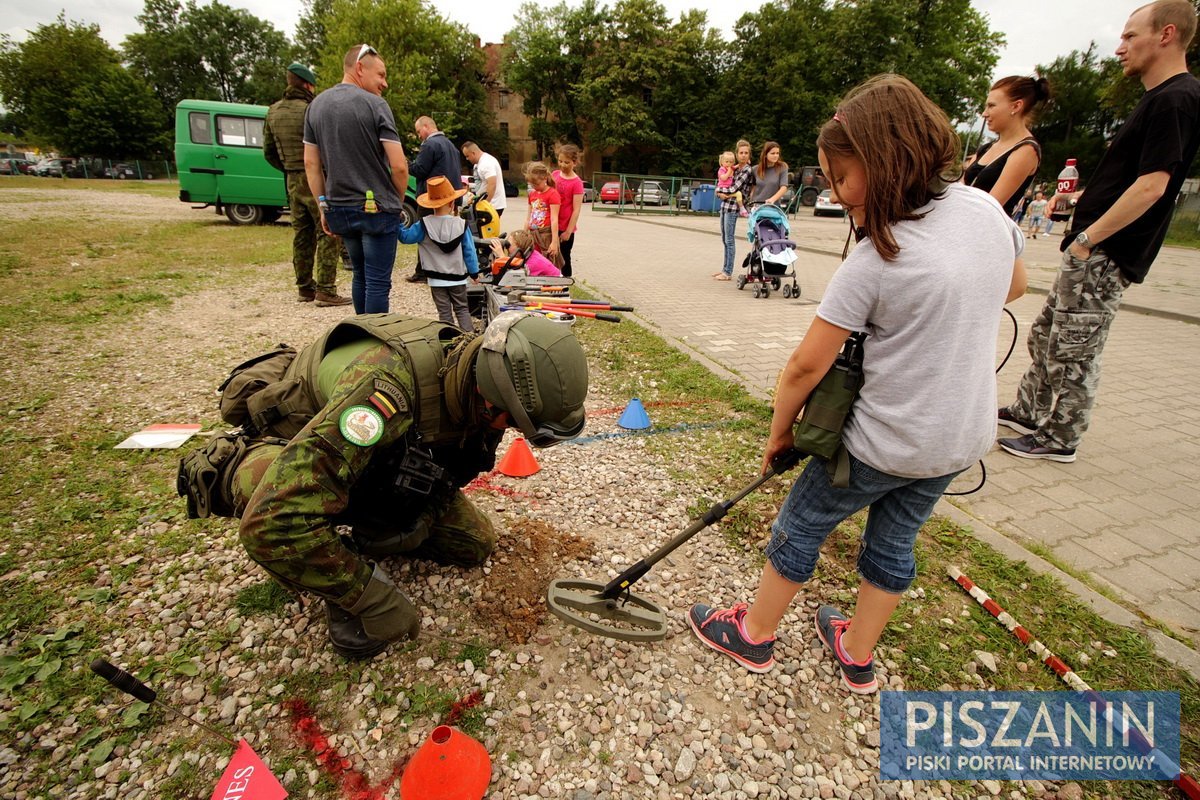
[304,44,408,314]
[178,311,588,659]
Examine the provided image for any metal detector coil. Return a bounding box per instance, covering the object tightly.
[546,449,802,642]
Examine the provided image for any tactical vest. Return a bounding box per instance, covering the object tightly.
[230,315,466,444]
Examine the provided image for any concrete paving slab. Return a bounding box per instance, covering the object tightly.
[557,198,1200,667]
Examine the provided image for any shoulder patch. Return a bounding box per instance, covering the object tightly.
[372,379,408,414]
[339,405,385,446]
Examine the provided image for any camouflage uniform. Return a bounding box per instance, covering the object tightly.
[1009,248,1129,450]
[233,338,501,609]
[264,85,341,295]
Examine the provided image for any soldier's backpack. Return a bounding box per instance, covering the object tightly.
[217,344,300,435]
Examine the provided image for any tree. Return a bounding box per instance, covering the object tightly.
[124,0,214,123]
[295,0,335,67]
[0,15,120,147]
[315,0,493,152]
[123,0,293,109]
[1033,45,1116,185]
[0,15,163,157]
[503,1,608,154]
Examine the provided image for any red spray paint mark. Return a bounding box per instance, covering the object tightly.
[443,691,483,727]
[285,698,407,800]
[463,470,530,499]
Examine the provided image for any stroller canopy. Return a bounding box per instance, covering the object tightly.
[746,204,790,242]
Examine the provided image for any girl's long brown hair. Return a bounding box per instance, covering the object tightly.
[817,75,959,261]
[756,141,789,179]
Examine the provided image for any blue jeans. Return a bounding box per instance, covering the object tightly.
[720,210,738,276]
[766,453,960,593]
[324,207,400,313]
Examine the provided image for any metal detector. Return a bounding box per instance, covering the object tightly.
[547,448,803,642]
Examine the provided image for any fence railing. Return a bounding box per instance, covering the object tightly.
[1,158,177,180]
[589,173,720,216]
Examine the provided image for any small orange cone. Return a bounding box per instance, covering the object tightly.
[399,725,491,799]
[496,437,540,477]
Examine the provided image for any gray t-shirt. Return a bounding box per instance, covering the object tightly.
[750,164,789,204]
[816,183,1023,478]
[303,83,404,211]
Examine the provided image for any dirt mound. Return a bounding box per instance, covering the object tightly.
[475,518,593,644]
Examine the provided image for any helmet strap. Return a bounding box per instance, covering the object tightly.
[483,348,539,439]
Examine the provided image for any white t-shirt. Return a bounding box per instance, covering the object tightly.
[472,152,506,211]
[816,183,1023,478]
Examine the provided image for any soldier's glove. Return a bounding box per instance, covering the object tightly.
[347,565,420,643]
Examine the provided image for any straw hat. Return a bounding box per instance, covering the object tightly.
[417,176,468,209]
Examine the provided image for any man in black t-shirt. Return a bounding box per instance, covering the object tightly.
[998,0,1199,463]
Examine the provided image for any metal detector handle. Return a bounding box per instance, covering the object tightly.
[598,448,803,600]
[90,658,157,704]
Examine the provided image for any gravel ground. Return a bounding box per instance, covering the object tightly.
[0,193,1072,799]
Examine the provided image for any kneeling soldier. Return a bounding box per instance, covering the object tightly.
[180,311,588,658]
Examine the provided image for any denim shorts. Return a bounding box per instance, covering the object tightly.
[765,452,960,593]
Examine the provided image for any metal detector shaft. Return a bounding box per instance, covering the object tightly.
[599,448,803,599]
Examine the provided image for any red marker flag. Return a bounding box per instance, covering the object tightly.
[209,739,288,800]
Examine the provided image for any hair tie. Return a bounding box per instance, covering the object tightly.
[833,112,843,123]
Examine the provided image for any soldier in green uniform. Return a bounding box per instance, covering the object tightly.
[263,62,351,307]
[179,311,588,658]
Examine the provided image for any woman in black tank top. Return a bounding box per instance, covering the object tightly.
[963,76,1052,215]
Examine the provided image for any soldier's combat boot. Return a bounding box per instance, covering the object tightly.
[314,291,352,307]
[326,566,419,659]
[298,287,316,302]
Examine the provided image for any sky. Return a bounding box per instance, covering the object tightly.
[2,0,1134,83]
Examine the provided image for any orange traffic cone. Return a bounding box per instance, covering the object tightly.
[399,725,491,799]
[496,437,540,477]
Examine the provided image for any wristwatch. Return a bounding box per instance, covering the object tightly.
[1074,231,1092,251]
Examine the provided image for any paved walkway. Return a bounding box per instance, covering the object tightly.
[549,199,1200,658]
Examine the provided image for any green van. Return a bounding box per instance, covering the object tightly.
[175,99,418,225]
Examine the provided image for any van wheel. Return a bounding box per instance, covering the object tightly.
[401,199,419,229]
[225,204,264,225]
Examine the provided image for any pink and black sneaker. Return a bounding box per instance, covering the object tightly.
[815,605,878,694]
[687,602,776,673]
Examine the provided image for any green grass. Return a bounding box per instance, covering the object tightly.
[1165,211,1200,249]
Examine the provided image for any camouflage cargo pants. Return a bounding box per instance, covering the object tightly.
[288,171,341,294]
[1010,248,1129,450]
[233,441,497,603]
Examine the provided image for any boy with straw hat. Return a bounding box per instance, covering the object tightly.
[399,176,480,330]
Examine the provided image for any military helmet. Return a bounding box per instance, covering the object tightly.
[476,311,588,447]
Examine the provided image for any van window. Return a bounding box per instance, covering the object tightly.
[216,116,265,148]
[189,112,212,144]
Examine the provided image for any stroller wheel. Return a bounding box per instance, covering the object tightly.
[736,275,747,290]
[752,285,761,298]
[792,282,801,298]
[772,277,782,291]
[782,284,792,299]
[761,285,770,299]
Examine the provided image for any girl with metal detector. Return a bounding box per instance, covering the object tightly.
[688,75,1029,693]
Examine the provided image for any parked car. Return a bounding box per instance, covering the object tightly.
[581,181,596,203]
[0,157,36,175]
[599,181,634,204]
[813,189,846,218]
[634,180,670,206]
[105,162,152,180]
[676,183,692,210]
[32,158,69,177]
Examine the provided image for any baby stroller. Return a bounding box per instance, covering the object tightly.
[737,204,800,299]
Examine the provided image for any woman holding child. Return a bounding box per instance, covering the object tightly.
[714,139,755,281]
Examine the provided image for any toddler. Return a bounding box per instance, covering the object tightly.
[716,151,748,217]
